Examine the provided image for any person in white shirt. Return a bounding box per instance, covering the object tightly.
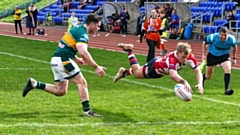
[68,12,79,31]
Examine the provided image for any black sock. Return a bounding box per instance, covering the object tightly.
[202,74,206,88]
[125,49,132,53]
[224,73,230,90]
[35,82,46,90]
[82,100,90,112]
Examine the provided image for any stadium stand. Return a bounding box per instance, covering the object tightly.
[187,0,239,40]
[1,0,240,40]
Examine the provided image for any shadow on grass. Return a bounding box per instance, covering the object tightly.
[153,92,175,99]
[0,111,40,120]
[0,110,135,123]
[79,109,136,123]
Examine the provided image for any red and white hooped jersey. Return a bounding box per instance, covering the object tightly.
[153,51,198,76]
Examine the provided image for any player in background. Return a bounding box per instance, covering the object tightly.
[23,13,106,117]
[114,42,204,94]
[202,27,237,95]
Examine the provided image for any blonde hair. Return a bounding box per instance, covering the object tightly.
[176,42,192,55]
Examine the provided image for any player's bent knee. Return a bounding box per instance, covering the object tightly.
[205,74,212,79]
[223,68,231,73]
[55,89,67,96]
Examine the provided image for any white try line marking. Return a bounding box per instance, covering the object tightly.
[0,67,49,70]
[0,121,240,127]
[1,51,240,108]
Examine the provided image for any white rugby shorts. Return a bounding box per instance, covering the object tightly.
[51,57,80,82]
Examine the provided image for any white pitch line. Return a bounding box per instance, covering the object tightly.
[0,121,240,127]
[0,67,49,70]
[1,51,240,107]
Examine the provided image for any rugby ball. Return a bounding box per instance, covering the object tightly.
[174,84,192,101]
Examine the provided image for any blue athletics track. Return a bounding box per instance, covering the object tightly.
[1,22,240,69]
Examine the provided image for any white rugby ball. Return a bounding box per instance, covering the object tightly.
[174,84,192,101]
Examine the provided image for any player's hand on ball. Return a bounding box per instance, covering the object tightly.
[183,81,193,93]
[95,66,106,77]
[195,84,204,94]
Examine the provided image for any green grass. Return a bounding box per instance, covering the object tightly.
[0,35,240,135]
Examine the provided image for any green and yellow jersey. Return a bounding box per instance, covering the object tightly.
[52,25,89,59]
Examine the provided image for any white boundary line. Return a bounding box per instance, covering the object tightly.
[1,51,240,108]
[0,121,240,127]
[0,67,49,70]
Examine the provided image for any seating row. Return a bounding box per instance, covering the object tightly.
[191,12,213,23]
[37,16,86,24]
[191,6,233,14]
[199,1,235,9]
[213,19,227,26]
[202,26,220,34]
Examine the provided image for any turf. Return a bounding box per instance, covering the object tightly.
[0,35,240,135]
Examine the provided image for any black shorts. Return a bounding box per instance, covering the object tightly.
[206,53,230,66]
[142,58,163,79]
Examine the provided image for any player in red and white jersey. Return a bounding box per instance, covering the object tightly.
[114,42,203,94]
[152,51,198,76]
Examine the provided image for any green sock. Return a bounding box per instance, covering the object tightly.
[36,82,46,90]
[82,100,90,112]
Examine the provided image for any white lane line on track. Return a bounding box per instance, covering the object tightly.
[1,51,240,108]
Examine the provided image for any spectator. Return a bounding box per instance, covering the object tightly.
[63,0,72,13]
[168,27,179,39]
[169,10,179,30]
[165,4,173,18]
[225,11,236,29]
[92,5,103,16]
[120,9,130,36]
[120,6,125,13]
[78,0,87,9]
[136,11,146,36]
[159,10,168,55]
[140,9,162,62]
[68,12,79,31]
[46,12,53,26]
[12,5,23,34]
[112,10,119,22]
[105,17,114,35]
[26,2,38,35]
[46,12,53,21]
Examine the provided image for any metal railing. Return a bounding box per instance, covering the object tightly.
[221,1,232,20]
[229,20,240,42]
[190,11,213,26]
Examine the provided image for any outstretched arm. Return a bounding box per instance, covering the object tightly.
[77,44,98,69]
[169,69,192,93]
[77,44,106,77]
